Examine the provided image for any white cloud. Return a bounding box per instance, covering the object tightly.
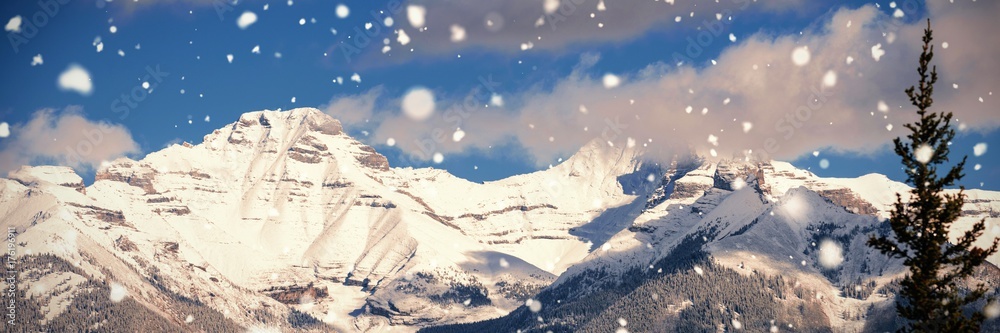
[0,108,140,175]
[352,0,810,62]
[58,64,93,96]
[324,3,1000,165]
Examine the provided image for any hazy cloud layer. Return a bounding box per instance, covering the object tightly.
[0,108,141,175]
[358,0,808,59]
[322,87,383,128]
[334,2,1000,166]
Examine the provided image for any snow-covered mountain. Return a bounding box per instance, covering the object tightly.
[426,160,1000,332]
[2,108,998,332]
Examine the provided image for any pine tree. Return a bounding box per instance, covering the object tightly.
[868,19,999,333]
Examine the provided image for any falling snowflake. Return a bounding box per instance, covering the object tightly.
[543,0,559,14]
[499,258,509,268]
[237,11,257,29]
[432,152,444,164]
[693,266,704,275]
[386,138,396,146]
[5,16,22,32]
[791,46,810,66]
[732,178,747,190]
[914,144,934,164]
[350,73,361,83]
[986,302,1000,319]
[526,299,543,312]
[452,129,465,142]
[185,315,194,323]
[227,54,234,63]
[729,33,737,42]
[819,159,830,169]
[58,64,93,96]
[450,24,466,42]
[974,143,988,157]
[822,70,837,88]
[397,29,411,45]
[0,122,8,138]
[490,94,503,107]
[407,5,426,28]
[402,87,435,121]
[742,122,753,133]
[110,283,128,302]
[31,54,42,66]
[818,239,844,269]
[871,43,885,61]
[877,100,889,113]
[707,134,719,146]
[602,73,621,89]
[335,4,350,18]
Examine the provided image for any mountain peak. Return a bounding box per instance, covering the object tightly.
[230,107,343,136]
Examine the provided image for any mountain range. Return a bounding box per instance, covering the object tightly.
[2,108,998,332]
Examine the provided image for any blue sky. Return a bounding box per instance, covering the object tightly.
[0,0,997,189]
